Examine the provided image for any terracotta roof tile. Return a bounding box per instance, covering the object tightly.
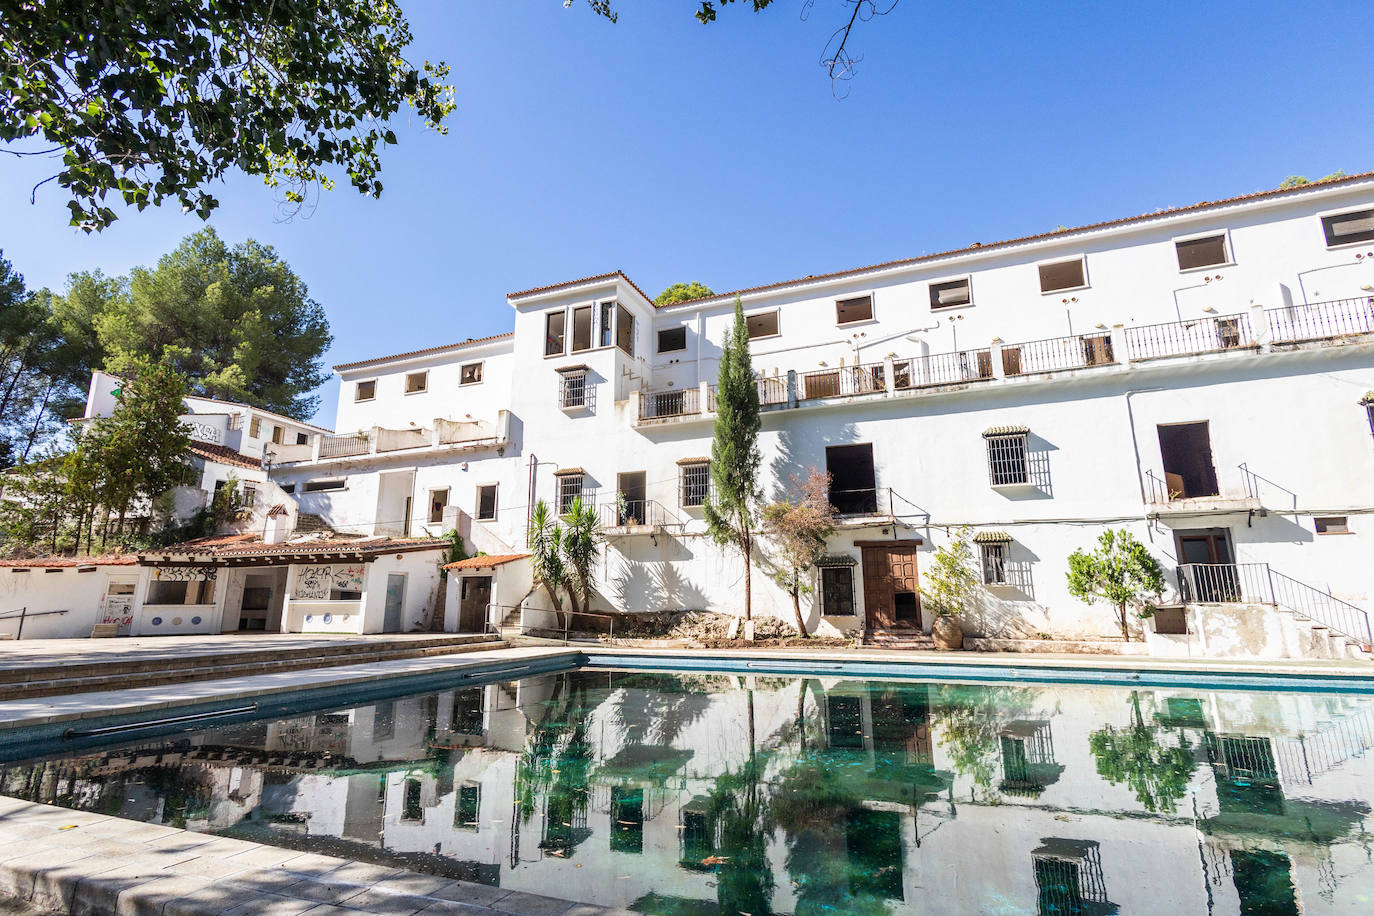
[333,333,514,373]
[188,441,260,471]
[506,270,653,306]
[442,553,530,571]
[144,534,448,561]
[0,555,138,568]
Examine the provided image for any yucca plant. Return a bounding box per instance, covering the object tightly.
[528,499,569,630]
[560,497,602,617]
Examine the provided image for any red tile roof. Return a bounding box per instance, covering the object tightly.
[188,441,261,471]
[0,555,138,568]
[651,170,1374,309]
[144,534,449,561]
[332,333,514,373]
[506,270,653,306]
[442,553,530,571]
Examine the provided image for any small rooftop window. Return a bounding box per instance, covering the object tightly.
[1038,258,1087,293]
[835,295,873,325]
[746,310,779,339]
[1175,234,1229,270]
[930,278,972,309]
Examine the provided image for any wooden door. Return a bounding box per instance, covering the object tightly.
[861,544,921,629]
[458,576,492,633]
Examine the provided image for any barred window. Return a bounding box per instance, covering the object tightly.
[680,462,710,507]
[986,432,1029,486]
[557,475,583,513]
[559,368,588,409]
[981,543,1007,585]
[821,566,855,616]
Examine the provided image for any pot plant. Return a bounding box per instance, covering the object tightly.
[922,526,977,650]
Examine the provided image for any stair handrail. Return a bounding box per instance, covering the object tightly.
[1236,462,1298,513]
[1268,567,1372,647]
[1176,562,1371,646]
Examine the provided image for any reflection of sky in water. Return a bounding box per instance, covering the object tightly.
[4,672,1374,914]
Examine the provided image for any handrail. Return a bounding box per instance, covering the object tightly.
[1123,313,1255,361]
[0,606,69,640]
[1177,562,1372,646]
[1266,296,1374,344]
[1236,462,1297,513]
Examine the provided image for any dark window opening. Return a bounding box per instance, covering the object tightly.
[545,311,566,356]
[476,484,498,521]
[451,687,485,734]
[599,302,614,348]
[404,372,427,394]
[559,368,589,409]
[1157,422,1219,499]
[296,432,309,445]
[827,695,863,748]
[836,295,874,324]
[355,380,376,401]
[402,778,423,821]
[826,443,877,514]
[657,327,687,353]
[455,784,480,829]
[616,303,635,355]
[557,475,584,514]
[981,543,1007,585]
[930,278,972,309]
[609,787,644,854]
[1038,258,1086,293]
[1176,234,1229,270]
[428,488,449,524]
[1229,848,1298,916]
[746,311,779,339]
[680,462,710,507]
[986,434,1029,486]
[303,478,345,492]
[893,591,919,623]
[1322,208,1374,247]
[571,305,593,352]
[460,362,483,385]
[821,566,855,616]
[1315,516,1349,534]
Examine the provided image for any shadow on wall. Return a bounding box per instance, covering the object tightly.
[964,541,1044,638]
[770,419,859,503]
[609,542,708,612]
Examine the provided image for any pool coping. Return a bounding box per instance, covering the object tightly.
[0,795,632,916]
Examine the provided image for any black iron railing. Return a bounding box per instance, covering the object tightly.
[1177,562,1372,645]
[1266,297,1374,344]
[1125,313,1255,360]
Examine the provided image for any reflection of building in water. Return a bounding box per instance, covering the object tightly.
[5,676,1374,914]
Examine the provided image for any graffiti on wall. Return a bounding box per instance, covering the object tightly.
[292,564,365,600]
[187,421,223,444]
[153,566,217,582]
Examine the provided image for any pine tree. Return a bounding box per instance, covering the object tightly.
[705,297,763,635]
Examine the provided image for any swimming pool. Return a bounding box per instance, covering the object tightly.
[3,666,1372,914]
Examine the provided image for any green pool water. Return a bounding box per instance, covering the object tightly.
[3,669,1373,914]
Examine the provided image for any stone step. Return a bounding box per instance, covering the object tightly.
[0,635,505,701]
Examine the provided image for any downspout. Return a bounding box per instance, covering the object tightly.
[1125,387,1164,535]
[526,453,538,548]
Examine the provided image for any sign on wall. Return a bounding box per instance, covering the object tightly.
[293,565,366,600]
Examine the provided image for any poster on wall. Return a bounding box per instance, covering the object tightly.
[99,588,135,636]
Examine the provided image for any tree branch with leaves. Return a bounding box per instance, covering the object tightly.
[760,469,835,636]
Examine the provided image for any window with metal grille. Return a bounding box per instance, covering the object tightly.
[821,565,855,616]
[981,542,1008,584]
[557,475,583,513]
[559,368,588,408]
[1175,234,1228,270]
[930,277,972,309]
[1322,208,1374,247]
[296,432,308,445]
[1037,257,1087,293]
[986,433,1029,486]
[460,362,483,385]
[476,484,498,520]
[249,416,261,438]
[680,462,710,507]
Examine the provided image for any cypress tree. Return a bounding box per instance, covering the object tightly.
[705,297,763,635]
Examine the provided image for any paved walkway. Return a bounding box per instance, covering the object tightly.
[0,796,627,915]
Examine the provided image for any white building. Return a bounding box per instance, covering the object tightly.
[266,173,1374,652]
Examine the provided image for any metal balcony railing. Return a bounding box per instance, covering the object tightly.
[892,349,993,389]
[1001,333,1115,375]
[640,387,701,420]
[1125,313,1255,361]
[596,498,679,529]
[798,362,886,400]
[1177,562,1372,645]
[319,434,369,459]
[1266,296,1374,344]
[757,376,787,406]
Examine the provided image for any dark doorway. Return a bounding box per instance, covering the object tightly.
[893,592,919,624]
[1175,529,1237,602]
[458,576,491,633]
[617,471,647,525]
[827,443,877,514]
[1157,422,1220,499]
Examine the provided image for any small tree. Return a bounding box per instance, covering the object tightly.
[560,497,602,616]
[654,282,715,306]
[704,297,763,636]
[1066,528,1165,640]
[760,470,835,637]
[528,499,570,630]
[921,526,979,620]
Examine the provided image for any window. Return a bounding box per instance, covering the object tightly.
[147,578,215,605]
[402,779,423,821]
[1321,208,1374,247]
[476,484,498,521]
[458,362,483,386]
[242,486,257,509]
[1175,234,1229,270]
[657,327,687,353]
[303,478,346,492]
[571,305,593,352]
[1037,257,1087,293]
[930,277,972,309]
[836,295,873,324]
[1157,422,1219,499]
[985,430,1029,486]
[615,303,635,355]
[249,416,262,438]
[609,787,644,854]
[599,301,614,347]
[826,443,877,514]
[405,371,428,394]
[428,488,449,524]
[746,310,779,339]
[271,425,283,445]
[559,367,589,409]
[980,542,1008,585]
[679,461,710,507]
[820,565,855,616]
[280,483,296,494]
[455,784,480,829]
[1315,516,1350,535]
[296,432,308,445]
[545,310,566,356]
[355,380,376,401]
[556,473,583,513]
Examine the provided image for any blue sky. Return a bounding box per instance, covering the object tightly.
[2,0,1370,425]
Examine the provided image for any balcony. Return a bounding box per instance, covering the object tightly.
[630,299,1374,429]
[1143,466,1261,516]
[596,499,681,534]
[285,412,510,467]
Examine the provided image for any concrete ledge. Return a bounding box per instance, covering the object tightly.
[0,797,632,916]
[964,637,1151,655]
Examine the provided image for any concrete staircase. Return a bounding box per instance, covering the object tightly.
[861,628,935,649]
[0,633,505,701]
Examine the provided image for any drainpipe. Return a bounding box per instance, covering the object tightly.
[526,454,538,548]
[1125,387,1164,516]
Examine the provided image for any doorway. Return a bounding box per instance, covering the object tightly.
[617,471,647,525]
[383,573,407,632]
[1175,528,1238,602]
[1157,422,1220,499]
[458,576,491,633]
[827,443,878,515]
[861,543,921,630]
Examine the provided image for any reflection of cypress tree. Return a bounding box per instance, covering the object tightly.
[704,749,775,915]
[1088,691,1196,814]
